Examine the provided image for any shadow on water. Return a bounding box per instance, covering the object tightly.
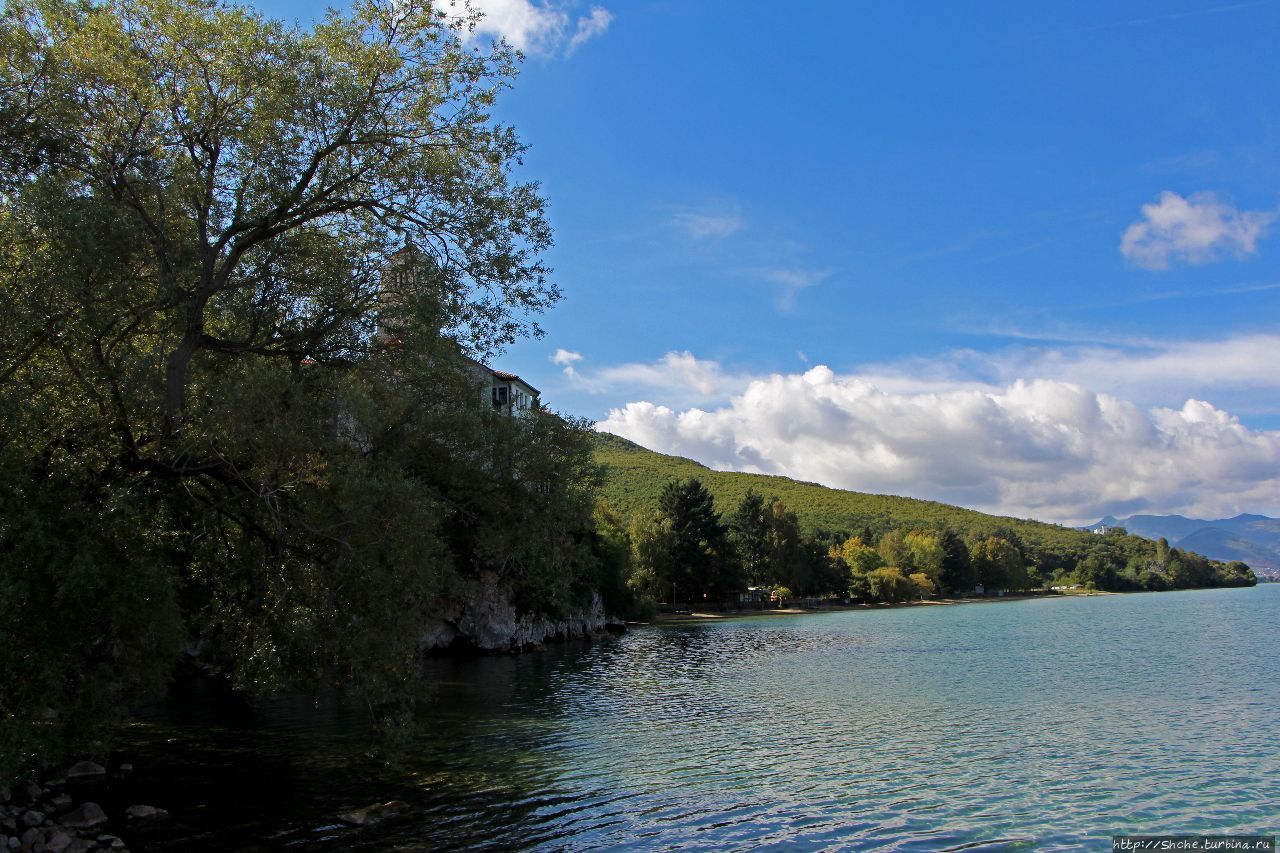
[113,640,611,852]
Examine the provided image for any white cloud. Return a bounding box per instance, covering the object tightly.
[446,0,611,56]
[601,351,728,397]
[755,267,834,311]
[671,210,744,240]
[550,347,583,366]
[600,370,1280,524]
[567,6,612,54]
[561,351,752,409]
[665,202,834,313]
[588,334,1280,523]
[862,332,1280,415]
[757,268,830,288]
[1069,2,1269,34]
[575,332,1280,416]
[1120,191,1274,270]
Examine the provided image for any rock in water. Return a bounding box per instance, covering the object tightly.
[124,805,167,820]
[44,831,73,853]
[337,801,408,827]
[60,802,107,830]
[65,762,106,783]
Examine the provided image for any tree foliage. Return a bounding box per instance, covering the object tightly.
[728,489,769,585]
[868,567,915,603]
[938,528,973,594]
[0,0,617,784]
[908,572,936,599]
[653,478,738,603]
[839,536,882,601]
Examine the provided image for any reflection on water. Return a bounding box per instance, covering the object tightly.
[118,587,1280,850]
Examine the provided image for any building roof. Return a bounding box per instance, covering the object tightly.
[459,355,539,395]
[492,370,538,395]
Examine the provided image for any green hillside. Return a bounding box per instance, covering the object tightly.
[591,433,1256,596]
[593,431,1094,556]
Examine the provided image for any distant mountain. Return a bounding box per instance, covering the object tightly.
[1085,513,1280,570]
[1119,515,1212,542]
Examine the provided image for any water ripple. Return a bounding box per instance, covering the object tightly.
[120,586,1280,851]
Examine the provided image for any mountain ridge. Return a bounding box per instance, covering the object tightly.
[1085,513,1280,570]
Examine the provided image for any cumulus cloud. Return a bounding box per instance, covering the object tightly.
[860,332,1280,417]
[599,369,1280,524]
[1120,191,1274,270]
[587,335,1280,523]
[572,333,1280,415]
[559,350,753,409]
[446,0,611,56]
[551,347,583,367]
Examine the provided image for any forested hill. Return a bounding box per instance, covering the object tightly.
[591,432,1255,599]
[594,432,1171,571]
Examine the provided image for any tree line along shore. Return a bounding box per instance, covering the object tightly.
[592,471,1255,621]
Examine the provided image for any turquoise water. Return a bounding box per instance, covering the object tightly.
[123,586,1280,850]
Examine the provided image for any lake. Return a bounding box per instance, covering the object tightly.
[118,585,1280,850]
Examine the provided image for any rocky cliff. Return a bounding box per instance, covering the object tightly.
[418,571,624,652]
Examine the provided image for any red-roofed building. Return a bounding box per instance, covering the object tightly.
[466,358,540,418]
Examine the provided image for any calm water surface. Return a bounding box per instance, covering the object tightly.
[120,586,1280,851]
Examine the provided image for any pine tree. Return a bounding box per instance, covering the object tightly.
[657,478,739,603]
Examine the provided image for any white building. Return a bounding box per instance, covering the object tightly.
[464,357,540,419]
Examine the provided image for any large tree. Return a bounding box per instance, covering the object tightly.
[728,489,769,586]
[970,536,1028,592]
[0,0,597,782]
[655,478,738,603]
[765,498,807,592]
[2,0,554,423]
[938,528,973,595]
[839,535,883,601]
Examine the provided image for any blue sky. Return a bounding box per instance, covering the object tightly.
[258,0,1280,524]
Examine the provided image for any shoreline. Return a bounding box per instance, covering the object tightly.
[645,589,1116,624]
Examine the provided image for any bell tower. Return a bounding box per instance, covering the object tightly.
[376,240,426,346]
